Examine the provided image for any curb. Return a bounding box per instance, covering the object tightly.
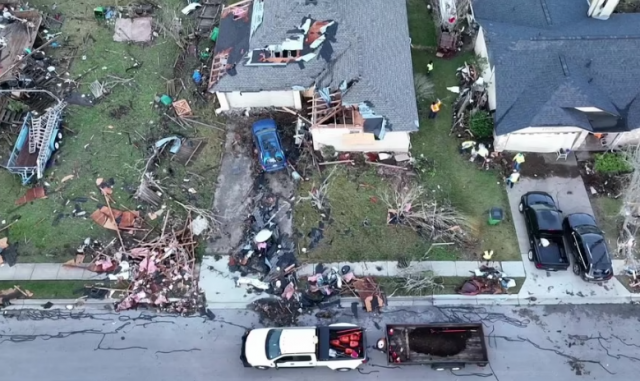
[205,292,637,309]
[2,298,117,311]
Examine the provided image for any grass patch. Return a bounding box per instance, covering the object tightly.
[0,280,125,299]
[375,276,525,296]
[590,196,623,247]
[295,167,437,262]
[0,0,223,262]
[615,275,640,294]
[406,0,519,260]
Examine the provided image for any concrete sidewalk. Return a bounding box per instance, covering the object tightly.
[0,264,107,281]
[297,260,527,277]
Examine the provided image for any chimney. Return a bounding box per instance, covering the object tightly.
[587,0,620,20]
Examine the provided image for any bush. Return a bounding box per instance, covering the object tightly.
[594,153,632,174]
[469,111,494,138]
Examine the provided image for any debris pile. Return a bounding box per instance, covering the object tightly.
[115,216,201,313]
[0,285,33,307]
[456,266,517,295]
[381,184,477,247]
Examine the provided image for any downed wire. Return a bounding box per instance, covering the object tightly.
[436,307,530,328]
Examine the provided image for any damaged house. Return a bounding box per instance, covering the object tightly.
[471,0,640,153]
[208,0,419,153]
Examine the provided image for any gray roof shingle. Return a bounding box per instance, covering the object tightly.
[472,0,640,135]
[212,0,419,132]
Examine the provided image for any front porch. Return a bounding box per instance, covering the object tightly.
[573,133,621,152]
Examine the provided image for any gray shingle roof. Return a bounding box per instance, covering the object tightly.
[212,0,419,132]
[472,0,640,135]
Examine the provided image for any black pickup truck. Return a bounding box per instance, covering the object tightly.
[380,323,489,371]
[519,192,570,271]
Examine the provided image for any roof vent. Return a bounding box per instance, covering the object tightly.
[305,0,318,5]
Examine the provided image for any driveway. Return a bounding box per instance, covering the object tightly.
[506,172,630,303]
[207,124,254,255]
[202,123,295,307]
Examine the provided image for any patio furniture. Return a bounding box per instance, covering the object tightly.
[556,148,570,161]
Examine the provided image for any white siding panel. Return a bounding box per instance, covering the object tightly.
[225,90,297,109]
[504,133,579,153]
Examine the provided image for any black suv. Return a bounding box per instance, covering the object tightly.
[563,213,613,281]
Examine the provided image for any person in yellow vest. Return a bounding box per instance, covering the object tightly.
[513,152,525,171]
[427,61,434,75]
[506,170,520,189]
[428,100,442,119]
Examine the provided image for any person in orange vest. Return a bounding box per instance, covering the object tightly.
[428,100,442,119]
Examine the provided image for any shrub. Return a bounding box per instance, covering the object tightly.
[594,153,632,174]
[468,111,494,138]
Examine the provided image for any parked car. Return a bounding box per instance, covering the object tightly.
[563,213,613,281]
[519,191,570,271]
[251,119,286,172]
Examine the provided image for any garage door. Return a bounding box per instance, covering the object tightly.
[225,90,297,108]
[505,132,579,153]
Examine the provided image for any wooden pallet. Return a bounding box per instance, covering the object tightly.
[0,109,25,126]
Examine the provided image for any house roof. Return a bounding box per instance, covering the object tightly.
[472,0,640,135]
[210,0,419,132]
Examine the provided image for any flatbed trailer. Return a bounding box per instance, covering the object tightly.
[382,323,489,370]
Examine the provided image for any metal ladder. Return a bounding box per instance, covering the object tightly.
[35,102,66,179]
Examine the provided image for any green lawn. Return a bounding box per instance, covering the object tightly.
[407,0,519,260]
[0,0,223,262]
[0,280,127,299]
[295,167,435,262]
[590,196,623,247]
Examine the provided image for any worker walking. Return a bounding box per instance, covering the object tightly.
[512,152,525,171]
[506,170,520,189]
[460,140,476,154]
[428,100,442,119]
[427,61,434,75]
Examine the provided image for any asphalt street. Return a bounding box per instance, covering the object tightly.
[1,304,639,381]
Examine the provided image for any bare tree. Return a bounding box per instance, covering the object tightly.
[617,145,640,273]
[414,74,435,102]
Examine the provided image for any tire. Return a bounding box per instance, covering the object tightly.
[335,368,352,372]
[57,132,63,140]
[527,250,533,261]
[572,263,581,276]
[54,141,60,150]
[518,202,523,213]
[253,366,269,370]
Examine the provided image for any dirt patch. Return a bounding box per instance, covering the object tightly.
[109,105,130,119]
[409,328,470,357]
[515,154,580,178]
[579,160,625,196]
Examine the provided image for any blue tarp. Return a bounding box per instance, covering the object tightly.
[155,136,182,154]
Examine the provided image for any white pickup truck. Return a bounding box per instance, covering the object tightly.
[240,323,367,372]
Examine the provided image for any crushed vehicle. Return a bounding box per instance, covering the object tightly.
[4,98,65,185]
[563,213,613,281]
[252,118,286,172]
[378,323,489,371]
[519,191,569,271]
[241,323,367,371]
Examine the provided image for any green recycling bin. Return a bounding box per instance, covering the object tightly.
[488,207,504,225]
[210,27,219,42]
